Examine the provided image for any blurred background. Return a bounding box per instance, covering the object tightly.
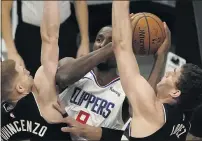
[1,0,202,78]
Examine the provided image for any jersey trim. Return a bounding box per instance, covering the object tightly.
[122,117,132,131]
[32,92,42,117]
[90,70,120,88]
[162,104,167,123]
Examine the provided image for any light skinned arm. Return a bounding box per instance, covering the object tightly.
[2,1,25,67]
[75,0,90,58]
[147,23,171,91]
[40,0,60,83]
[112,1,162,117]
[34,1,60,102]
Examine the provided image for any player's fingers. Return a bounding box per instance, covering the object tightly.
[130,13,134,17]
[163,22,171,40]
[61,127,74,133]
[49,118,66,124]
[61,127,77,134]
[130,14,136,21]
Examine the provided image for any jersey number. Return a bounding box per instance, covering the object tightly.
[76,110,90,124]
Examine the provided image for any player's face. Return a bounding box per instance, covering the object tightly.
[93,26,116,70]
[15,64,34,94]
[156,68,182,98]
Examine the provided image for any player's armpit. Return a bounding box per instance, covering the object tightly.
[34,66,57,102]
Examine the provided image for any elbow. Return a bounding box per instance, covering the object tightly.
[41,26,59,42]
[55,72,66,89]
[55,69,72,90]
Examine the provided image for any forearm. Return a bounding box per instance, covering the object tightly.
[75,1,89,45]
[112,1,140,74]
[82,126,123,141]
[56,44,113,90]
[2,1,16,53]
[82,125,102,140]
[148,55,165,91]
[41,1,60,41]
[41,1,60,68]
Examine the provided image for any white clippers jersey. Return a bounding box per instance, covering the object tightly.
[59,70,126,130]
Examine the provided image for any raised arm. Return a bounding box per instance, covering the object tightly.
[40,1,60,83]
[148,23,171,90]
[34,1,60,102]
[112,1,162,118]
[75,0,90,58]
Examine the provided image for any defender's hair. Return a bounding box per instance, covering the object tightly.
[176,63,202,112]
[1,60,19,102]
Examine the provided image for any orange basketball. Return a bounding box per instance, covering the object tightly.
[131,13,166,55]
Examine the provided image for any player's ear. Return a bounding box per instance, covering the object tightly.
[170,90,181,98]
[16,83,25,94]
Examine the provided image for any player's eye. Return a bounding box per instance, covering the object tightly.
[96,38,102,43]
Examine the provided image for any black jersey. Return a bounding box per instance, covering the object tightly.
[129,104,191,141]
[1,93,72,141]
[189,105,202,137]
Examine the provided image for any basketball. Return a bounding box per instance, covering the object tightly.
[131,12,166,55]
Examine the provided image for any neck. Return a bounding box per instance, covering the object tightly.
[93,67,119,86]
[157,94,177,105]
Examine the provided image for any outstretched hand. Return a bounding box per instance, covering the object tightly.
[52,102,86,137]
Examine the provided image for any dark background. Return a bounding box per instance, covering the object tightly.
[70,0,202,67]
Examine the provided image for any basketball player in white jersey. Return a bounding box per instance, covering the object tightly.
[55,16,171,140]
[57,27,129,139]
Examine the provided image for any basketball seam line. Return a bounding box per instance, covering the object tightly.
[132,16,146,54]
[143,12,151,55]
[145,15,164,41]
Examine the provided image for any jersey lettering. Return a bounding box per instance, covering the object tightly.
[170,124,187,138]
[70,87,115,118]
[1,120,48,141]
[70,87,82,104]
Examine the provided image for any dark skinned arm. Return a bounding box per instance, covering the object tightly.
[56,42,113,91]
